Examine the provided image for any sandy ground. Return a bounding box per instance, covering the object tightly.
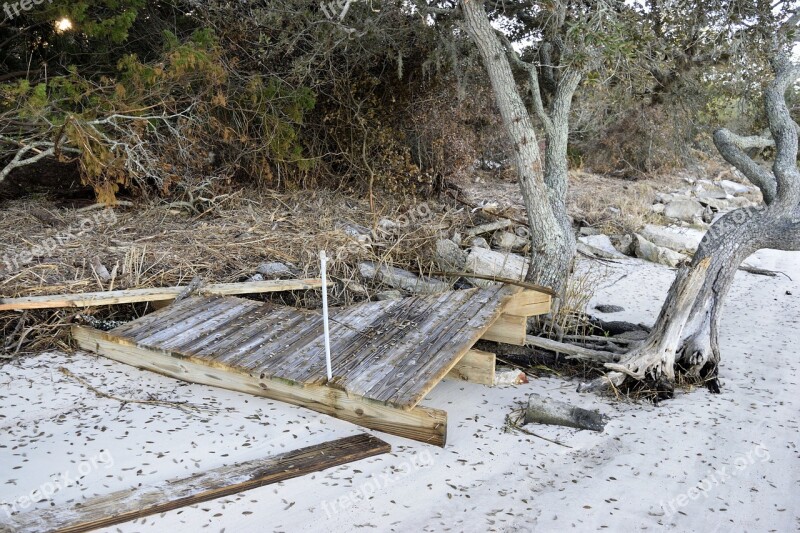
[1,250,798,532]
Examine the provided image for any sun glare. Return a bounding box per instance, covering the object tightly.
[55,18,73,33]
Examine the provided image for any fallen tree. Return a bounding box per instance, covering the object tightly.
[581,41,800,393]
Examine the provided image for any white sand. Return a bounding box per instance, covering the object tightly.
[1,250,797,532]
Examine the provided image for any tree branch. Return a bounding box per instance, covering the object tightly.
[494,31,553,134]
[712,129,777,204]
[765,56,800,205]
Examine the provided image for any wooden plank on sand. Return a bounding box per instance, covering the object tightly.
[0,279,322,311]
[0,434,390,533]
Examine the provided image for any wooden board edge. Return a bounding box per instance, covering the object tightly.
[72,326,447,447]
[445,349,495,386]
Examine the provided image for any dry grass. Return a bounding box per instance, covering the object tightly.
[567,171,687,234]
[0,189,473,358]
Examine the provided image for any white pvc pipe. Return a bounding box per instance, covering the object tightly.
[320,250,333,382]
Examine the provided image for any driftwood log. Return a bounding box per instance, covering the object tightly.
[524,393,607,432]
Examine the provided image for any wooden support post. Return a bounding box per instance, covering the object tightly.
[72,326,448,446]
[445,349,495,386]
[481,314,527,345]
[0,434,390,533]
[503,290,551,317]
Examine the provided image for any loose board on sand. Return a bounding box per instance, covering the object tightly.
[0,434,390,533]
[73,285,551,446]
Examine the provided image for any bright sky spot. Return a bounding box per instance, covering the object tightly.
[55,18,73,33]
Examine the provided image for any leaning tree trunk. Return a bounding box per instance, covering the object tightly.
[581,55,800,393]
[460,0,576,296]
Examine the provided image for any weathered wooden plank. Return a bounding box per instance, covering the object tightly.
[384,285,517,407]
[194,306,302,365]
[326,292,454,397]
[0,279,322,311]
[342,296,460,401]
[367,288,496,405]
[0,434,390,533]
[481,313,527,345]
[132,298,241,346]
[445,349,496,386]
[158,299,262,351]
[73,326,448,446]
[195,308,310,369]
[109,296,208,338]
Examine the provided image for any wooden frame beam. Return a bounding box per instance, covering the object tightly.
[1,434,390,533]
[481,314,527,345]
[445,349,495,386]
[0,279,322,311]
[73,326,448,446]
[503,290,551,316]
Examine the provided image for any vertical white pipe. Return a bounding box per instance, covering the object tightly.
[320,250,333,382]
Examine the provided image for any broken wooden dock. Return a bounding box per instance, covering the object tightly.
[74,285,551,446]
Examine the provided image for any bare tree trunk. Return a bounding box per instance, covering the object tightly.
[581,55,800,393]
[460,0,576,296]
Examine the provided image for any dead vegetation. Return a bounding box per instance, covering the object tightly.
[0,189,479,358]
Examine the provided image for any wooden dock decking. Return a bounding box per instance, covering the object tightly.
[74,285,551,446]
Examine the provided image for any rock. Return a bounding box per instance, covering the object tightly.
[336,221,370,237]
[612,234,635,256]
[702,205,715,223]
[655,192,675,204]
[344,281,369,296]
[607,206,621,215]
[492,231,528,251]
[248,273,264,282]
[523,393,607,432]
[595,304,624,313]
[579,226,603,236]
[375,290,403,301]
[578,235,627,259]
[256,261,294,279]
[634,234,689,267]
[515,226,531,238]
[728,196,756,208]
[452,232,462,246]
[614,330,649,341]
[465,247,528,287]
[597,320,650,335]
[465,219,514,237]
[358,261,452,294]
[435,238,467,271]
[469,236,490,249]
[694,182,728,200]
[651,203,665,214]
[378,218,396,231]
[663,198,704,222]
[638,224,704,254]
[696,196,733,211]
[718,179,751,196]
